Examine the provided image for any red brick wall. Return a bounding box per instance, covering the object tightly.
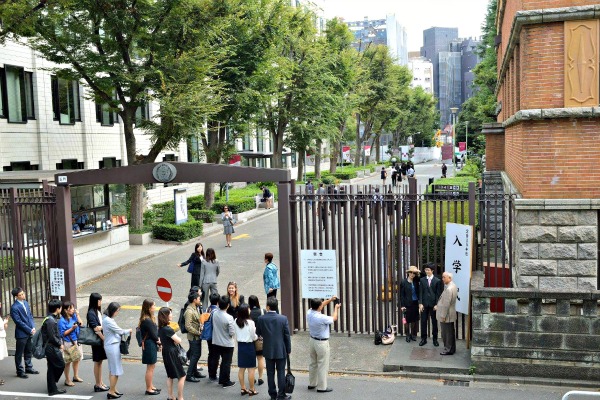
[485,134,505,172]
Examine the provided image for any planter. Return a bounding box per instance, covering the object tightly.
[129,232,153,245]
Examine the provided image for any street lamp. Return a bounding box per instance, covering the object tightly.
[465,121,469,163]
[304,145,309,182]
[450,107,459,170]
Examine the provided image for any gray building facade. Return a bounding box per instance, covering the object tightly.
[420,27,458,107]
[346,15,408,66]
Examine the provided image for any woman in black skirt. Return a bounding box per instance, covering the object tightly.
[248,295,265,386]
[158,307,185,400]
[234,304,258,396]
[399,266,421,342]
[86,293,109,392]
[139,299,161,395]
[177,242,205,289]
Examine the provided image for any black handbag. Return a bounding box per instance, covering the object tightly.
[120,335,131,355]
[176,344,188,366]
[285,355,295,394]
[78,327,102,346]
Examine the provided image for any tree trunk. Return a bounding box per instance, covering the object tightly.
[298,150,305,182]
[121,111,147,230]
[314,140,322,179]
[129,184,145,229]
[271,128,285,168]
[353,113,361,167]
[375,136,381,163]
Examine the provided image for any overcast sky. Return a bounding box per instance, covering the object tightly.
[323,0,490,52]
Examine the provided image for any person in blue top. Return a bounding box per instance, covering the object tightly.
[10,287,38,378]
[262,253,280,299]
[58,301,83,387]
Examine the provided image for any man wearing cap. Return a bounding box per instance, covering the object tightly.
[307,296,340,393]
[418,263,443,347]
[437,272,458,355]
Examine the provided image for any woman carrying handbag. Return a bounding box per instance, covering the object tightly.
[58,301,83,387]
[86,293,109,392]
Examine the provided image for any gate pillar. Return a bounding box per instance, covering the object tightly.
[277,181,296,331]
[56,186,77,304]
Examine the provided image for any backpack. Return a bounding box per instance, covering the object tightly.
[32,317,49,359]
[178,307,188,334]
[374,330,382,345]
[200,307,216,341]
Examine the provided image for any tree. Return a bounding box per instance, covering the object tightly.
[391,86,438,149]
[0,0,223,228]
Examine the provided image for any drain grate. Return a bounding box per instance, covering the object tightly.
[443,380,470,387]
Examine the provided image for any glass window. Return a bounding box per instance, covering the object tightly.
[109,184,127,226]
[5,66,27,123]
[291,152,297,168]
[52,76,79,124]
[135,100,149,125]
[0,68,4,117]
[24,72,34,119]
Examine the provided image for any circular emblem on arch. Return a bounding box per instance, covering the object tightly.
[152,162,177,183]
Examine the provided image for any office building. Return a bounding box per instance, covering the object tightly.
[345,15,409,65]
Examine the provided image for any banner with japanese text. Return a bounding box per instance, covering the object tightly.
[444,223,473,315]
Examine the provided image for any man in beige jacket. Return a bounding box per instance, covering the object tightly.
[436,272,458,355]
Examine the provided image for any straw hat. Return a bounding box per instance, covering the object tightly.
[407,266,420,274]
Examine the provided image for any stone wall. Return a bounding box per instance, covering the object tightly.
[514,200,598,290]
[471,286,600,380]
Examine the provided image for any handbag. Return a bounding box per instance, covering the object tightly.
[285,354,295,394]
[78,326,102,346]
[254,309,264,352]
[381,325,396,345]
[176,344,188,366]
[187,260,195,274]
[62,339,81,364]
[120,335,131,355]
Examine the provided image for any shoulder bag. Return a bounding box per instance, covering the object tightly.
[79,326,102,346]
[254,308,264,352]
[285,354,295,394]
[63,337,81,364]
[187,260,195,274]
[120,335,131,355]
[176,344,188,365]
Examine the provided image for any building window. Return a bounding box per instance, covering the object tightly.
[243,133,252,151]
[257,129,264,152]
[291,152,297,168]
[3,161,39,171]
[51,76,80,124]
[135,100,150,126]
[96,102,114,126]
[56,159,84,169]
[2,66,35,123]
[99,157,121,169]
[163,154,178,161]
[0,69,4,117]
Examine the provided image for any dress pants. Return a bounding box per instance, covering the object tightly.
[420,306,438,339]
[265,357,286,399]
[207,340,218,379]
[15,336,34,375]
[201,283,218,310]
[186,339,202,378]
[45,346,65,394]
[214,345,234,384]
[308,338,330,390]
[267,289,277,299]
[440,322,456,354]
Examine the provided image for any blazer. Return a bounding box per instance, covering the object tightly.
[256,311,291,360]
[419,275,443,308]
[181,253,203,276]
[11,300,35,339]
[102,315,129,345]
[436,281,458,323]
[42,314,62,349]
[200,259,219,284]
[399,278,420,308]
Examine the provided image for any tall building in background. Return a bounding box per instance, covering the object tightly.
[292,0,326,33]
[408,57,434,94]
[420,27,458,104]
[345,15,408,65]
[460,37,481,104]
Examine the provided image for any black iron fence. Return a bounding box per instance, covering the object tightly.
[289,180,515,336]
[0,184,58,317]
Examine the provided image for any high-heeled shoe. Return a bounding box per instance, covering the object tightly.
[107,393,120,399]
[95,385,109,392]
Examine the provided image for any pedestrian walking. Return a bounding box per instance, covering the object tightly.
[441,163,447,178]
[418,263,443,347]
[255,297,291,400]
[177,242,205,289]
[184,292,203,383]
[263,253,280,299]
[0,301,8,386]
[226,282,245,319]
[139,299,161,395]
[202,293,220,382]
[212,295,236,388]
[306,180,314,208]
[200,248,220,311]
[380,166,387,186]
[248,295,266,387]
[437,272,458,356]
[158,307,186,400]
[10,287,38,379]
[407,165,415,178]
[222,206,236,247]
[102,302,132,399]
[400,266,421,342]
[42,299,66,396]
[307,296,340,393]
[58,301,83,387]
[391,167,398,187]
[86,293,109,392]
[235,304,259,396]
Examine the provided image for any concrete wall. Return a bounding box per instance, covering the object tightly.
[73,225,129,265]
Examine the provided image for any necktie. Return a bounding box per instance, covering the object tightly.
[428,278,431,287]
[22,302,27,315]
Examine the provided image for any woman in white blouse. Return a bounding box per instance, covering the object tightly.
[0,301,8,386]
[234,304,258,396]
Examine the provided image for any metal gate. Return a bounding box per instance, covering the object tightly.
[290,180,515,336]
[0,184,58,317]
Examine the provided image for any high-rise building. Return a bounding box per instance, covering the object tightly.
[345,15,408,66]
[460,37,481,104]
[421,27,459,102]
[292,0,326,34]
[408,57,434,94]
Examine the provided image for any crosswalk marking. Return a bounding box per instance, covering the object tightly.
[0,391,93,399]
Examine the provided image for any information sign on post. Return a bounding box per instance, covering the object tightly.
[444,223,473,315]
[174,188,188,225]
[300,250,338,299]
[50,268,65,297]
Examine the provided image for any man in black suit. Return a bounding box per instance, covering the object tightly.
[256,297,292,400]
[418,263,443,347]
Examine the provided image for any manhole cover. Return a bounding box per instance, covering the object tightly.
[409,348,443,361]
[443,380,470,387]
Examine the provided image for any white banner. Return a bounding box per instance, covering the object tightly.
[300,250,338,299]
[50,268,65,297]
[174,188,188,225]
[444,223,473,315]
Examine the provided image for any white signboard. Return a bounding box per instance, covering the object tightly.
[301,250,338,299]
[444,223,473,315]
[174,188,188,225]
[50,268,65,297]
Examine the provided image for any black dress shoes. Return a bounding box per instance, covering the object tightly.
[49,389,67,396]
[17,373,28,379]
[405,336,410,343]
[418,339,427,346]
[433,339,440,347]
[440,351,454,355]
[185,376,201,383]
[308,386,316,389]
[26,369,40,375]
[317,388,333,393]
[194,372,207,378]
[410,335,417,342]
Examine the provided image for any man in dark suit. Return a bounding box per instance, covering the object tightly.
[418,263,443,347]
[10,287,39,378]
[256,297,291,400]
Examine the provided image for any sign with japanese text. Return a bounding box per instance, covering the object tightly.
[444,223,473,315]
[300,250,338,299]
[174,188,188,225]
[50,268,65,297]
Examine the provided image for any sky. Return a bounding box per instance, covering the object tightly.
[323,0,490,52]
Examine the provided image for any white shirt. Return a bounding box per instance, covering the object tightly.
[234,319,258,343]
[307,309,333,340]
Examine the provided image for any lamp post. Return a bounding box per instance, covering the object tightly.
[465,121,469,162]
[450,107,458,170]
[304,145,309,182]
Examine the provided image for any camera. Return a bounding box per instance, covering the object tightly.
[333,298,341,306]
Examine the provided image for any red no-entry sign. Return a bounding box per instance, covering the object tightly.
[156,278,173,302]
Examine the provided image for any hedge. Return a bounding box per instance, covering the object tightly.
[331,171,357,180]
[211,198,256,214]
[188,195,206,210]
[152,220,204,242]
[189,209,215,223]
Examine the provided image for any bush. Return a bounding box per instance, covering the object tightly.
[189,209,215,223]
[331,171,357,180]
[188,195,206,210]
[129,226,152,234]
[320,175,338,185]
[255,181,275,189]
[147,201,176,224]
[152,220,204,242]
[211,198,256,214]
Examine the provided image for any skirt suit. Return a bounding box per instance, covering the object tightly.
[102,315,129,376]
[87,309,107,362]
